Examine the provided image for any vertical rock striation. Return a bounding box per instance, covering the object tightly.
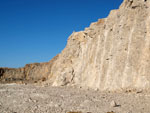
[1,0,150,91]
[49,0,150,91]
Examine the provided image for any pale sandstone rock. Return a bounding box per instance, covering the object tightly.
[49,0,150,91]
[1,0,150,91]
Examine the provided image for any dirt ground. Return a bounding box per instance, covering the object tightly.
[0,84,150,113]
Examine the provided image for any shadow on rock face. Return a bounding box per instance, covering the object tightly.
[0,68,4,78]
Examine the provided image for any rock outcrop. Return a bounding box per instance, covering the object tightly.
[0,55,58,84]
[1,0,150,91]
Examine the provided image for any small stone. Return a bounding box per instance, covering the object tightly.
[54,104,59,107]
[136,90,143,94]
[33,99,38,103]
[79,86,82,89]
[94,88,99,91]
[55,103,61,107]
[110,100,117,107]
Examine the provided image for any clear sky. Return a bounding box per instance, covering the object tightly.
[0,0,123,68]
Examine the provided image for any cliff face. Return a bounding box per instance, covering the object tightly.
[0,55,58,84]
[1,0,150,91]
[49,0,150,91]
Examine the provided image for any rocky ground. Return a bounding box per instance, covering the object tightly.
[0,84,150,113]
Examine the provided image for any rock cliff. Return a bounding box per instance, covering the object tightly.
[0,55,58,84]
[1,0,150,91]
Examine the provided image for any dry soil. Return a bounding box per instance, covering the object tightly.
[0,84,150,113]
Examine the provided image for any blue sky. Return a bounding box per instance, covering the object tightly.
[0,0,123,68]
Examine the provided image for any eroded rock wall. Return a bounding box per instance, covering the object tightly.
[1,0,150,91]
[0,55,58,84]
[49,0,150,91]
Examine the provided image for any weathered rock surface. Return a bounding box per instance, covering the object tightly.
[0,55,58,84]
[1,0,150,91]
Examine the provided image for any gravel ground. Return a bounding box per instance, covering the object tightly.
[0,84,150,113]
